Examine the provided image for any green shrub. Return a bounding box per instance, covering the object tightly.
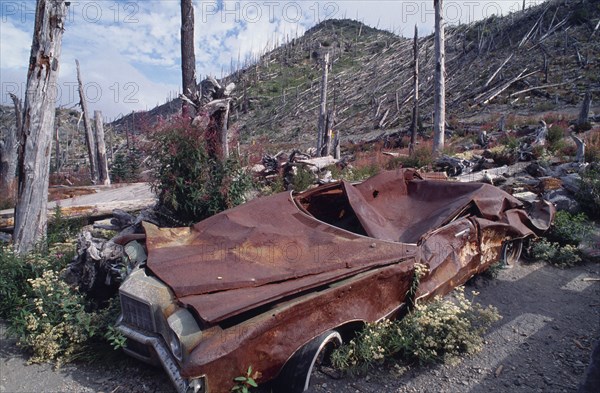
[530,238,558,261]
[292,166,316,192]
[576,169,600,219]
[547,211,593,246]
[11,269,99,365]
[529,239,583,268]
[547,125,565,153]
[147,116,253,225]
[2,245,124,366]
[551,245,582,268]
[330,287,501,373]
[386,147,433,170]
[110,147,142,183]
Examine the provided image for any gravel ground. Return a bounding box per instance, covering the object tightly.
[1,260,599,393]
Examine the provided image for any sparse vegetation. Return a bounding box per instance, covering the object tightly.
[0,217,124,366]
[576,168,600,219]
[529,211,593,268]
[330,287,501,374]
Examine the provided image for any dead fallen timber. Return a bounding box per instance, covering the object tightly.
[0,183,156,231]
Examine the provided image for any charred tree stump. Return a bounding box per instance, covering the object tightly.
[94,111,111,185]
[14,0,68,254]
[76,59,98,183]
[433,0,446,155]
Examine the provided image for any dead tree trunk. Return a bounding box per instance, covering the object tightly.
[181,0,198,118]
[76,59,98,183]
[410,25,420,156]
[94,111,111,185]
[577,92,592,128]
[54,116,61,172]
[1,94,20,201]
[433,0,446,155]
[317,52,330,157]
[14,0,68,254]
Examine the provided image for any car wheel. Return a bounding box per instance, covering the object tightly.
[275,330,342,393]
[501,239,523,266]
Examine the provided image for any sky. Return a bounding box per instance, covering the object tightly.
[0,0,547,121]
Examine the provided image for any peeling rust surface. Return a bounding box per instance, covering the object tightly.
[139,169,555,392]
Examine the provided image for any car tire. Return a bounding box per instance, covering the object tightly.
[501,238,523,266]
[275,330,342,393]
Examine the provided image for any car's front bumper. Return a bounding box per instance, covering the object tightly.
[118,322,206,393]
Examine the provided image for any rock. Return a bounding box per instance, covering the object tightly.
[513,192,539,204]
[559,173,581,194]
[526,163,547,178]
[544,189,581,213]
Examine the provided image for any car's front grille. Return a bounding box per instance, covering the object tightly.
[121,294,155,332]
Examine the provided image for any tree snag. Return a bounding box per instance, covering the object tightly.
[577,92,592,129]
[13,0,68,254]
[0,94,21,203]
[433,0,446,155]
[181,0,198,118]
[317,52,330,157]
[410,24,420,156]
[94,111,111,185]
[76,59,98,183]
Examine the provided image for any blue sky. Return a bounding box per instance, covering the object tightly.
[0,0,545,120]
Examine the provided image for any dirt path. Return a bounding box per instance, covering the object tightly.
[1,260,598,393]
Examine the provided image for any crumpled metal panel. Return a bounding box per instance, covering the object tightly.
[144,169,554,325]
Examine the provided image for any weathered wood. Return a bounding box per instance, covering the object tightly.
[54,116,61,172]
[2,183,156,231]
[509,79,574,97]
[433,0,446,155]
[571,134,586,163]
[1,94,20,200]
[76,59,98,183]
[13,0,68,254]
[94,111,111,185]
[485,54,513,87]
[410,24,419,156]
[317,52,330,157]
[181,0,198,117]
[220,102,230,159]
[577,91,592,127]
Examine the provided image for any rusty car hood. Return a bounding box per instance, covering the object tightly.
[143,169,554,323]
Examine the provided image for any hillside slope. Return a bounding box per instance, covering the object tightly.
[112,0,599,147]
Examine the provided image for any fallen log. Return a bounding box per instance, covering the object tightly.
[0,198,157,230]
[1,183,156,231]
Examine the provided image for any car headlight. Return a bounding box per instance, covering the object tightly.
[186,377,205,393]
[168,328,183,361]
[166,308,203,362]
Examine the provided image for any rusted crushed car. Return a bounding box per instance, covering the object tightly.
[117,169,554,393]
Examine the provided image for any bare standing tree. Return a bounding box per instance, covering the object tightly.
[76,59,98,183]
[317,52,330,157]
[13,0,68,254]
[410,25,420,156]
[94,111,111,185]
[181,0,198,118]
[0,94,21,202]
[433,0,446,155]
